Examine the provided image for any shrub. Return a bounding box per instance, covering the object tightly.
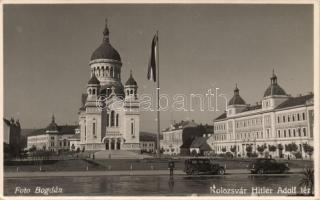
[294,151,302,159]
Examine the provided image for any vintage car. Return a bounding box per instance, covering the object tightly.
[184,158,225,175]
[247,158,289,174]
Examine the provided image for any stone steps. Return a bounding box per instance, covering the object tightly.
[94,150,152,159]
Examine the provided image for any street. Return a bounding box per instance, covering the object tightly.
[4,170,310,196]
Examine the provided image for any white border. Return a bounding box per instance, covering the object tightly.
[0,1,319,200]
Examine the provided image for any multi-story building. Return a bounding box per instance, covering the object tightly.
[160,121,211,155]
[78,19,140,152]
[139,132,156,153]
[3,118,21,158]
[27,115,77,152]
[210,71,314,159]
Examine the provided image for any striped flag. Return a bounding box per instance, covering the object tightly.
[147,33,158,82]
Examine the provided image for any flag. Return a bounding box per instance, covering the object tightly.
[147,33,158,82]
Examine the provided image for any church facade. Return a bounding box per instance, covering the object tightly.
[78,20,140,151]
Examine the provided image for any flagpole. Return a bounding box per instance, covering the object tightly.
[156,30,160,158]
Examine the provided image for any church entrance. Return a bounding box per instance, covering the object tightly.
[105,140,109,150]
[111,140,115,150]
[116,139,121,150]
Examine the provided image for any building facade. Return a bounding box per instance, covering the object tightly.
[160,121,210,155]
[27,115,77,152]
[209,71,314,159]
[78,19,140,151]
[3,118,21,158]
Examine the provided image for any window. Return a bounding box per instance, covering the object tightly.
[303,128,307,137]
[288,129,291,137]
[302,113,306,120]
[298,128,301,137]
[110,67,114,77]
[63,139,67,146]
[278,130,281,138]
[277,116,280,123]
[283,116,285,122]
[131,122,134,135]
[111,111,115,126]
[116,114,119,127]
[297,113,300,121]
[284,130,286,138]
[288,115,290,122]
[93,122,96,135]
[106,114,109,127]
[292,115,295,121]
[60,141,62,147]
[293,129,296,137]
[92,89,96,95]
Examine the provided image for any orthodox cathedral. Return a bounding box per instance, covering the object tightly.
[78,19,140,151]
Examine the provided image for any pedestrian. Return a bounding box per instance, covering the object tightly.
[168,159,175,177]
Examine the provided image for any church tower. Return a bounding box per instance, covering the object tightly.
[78,19,140,152]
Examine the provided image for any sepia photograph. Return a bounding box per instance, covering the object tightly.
[1,1,319,198]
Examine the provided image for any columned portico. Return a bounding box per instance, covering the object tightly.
[103,137,124,150]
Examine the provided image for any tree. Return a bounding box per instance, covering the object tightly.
[246,145,253,157]
[71,144,75,151]
[303,143,314,159]
[268,145,277,152]
[298,168,314,196]
[278,144,284,158]
[230,146,237,155]
[257,145,266,156]
[287,142,298,153]
[29,145,36,152]
[191,149,198,157]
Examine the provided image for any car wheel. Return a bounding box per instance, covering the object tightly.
[282,168,289,174]
[192,170,199,175]
[257,169,264,174]
[217,168,225,175]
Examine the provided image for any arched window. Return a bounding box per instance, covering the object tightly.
[89,88,92,95]
[116,114,119,126]
[130,90,133,94]
[92,89,95,95]
[97,67,100,76]
[106,113,109,127]
[92,122,96,135]
[106,66,109,76]
[110,67,114,78]
[111,111,115,126]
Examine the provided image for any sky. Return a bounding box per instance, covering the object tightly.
[3,4,314,132]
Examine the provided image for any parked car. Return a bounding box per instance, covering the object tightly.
[248,158,289,174]
[184,158,225,175]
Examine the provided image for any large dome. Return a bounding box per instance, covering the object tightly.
[91,42,121,61]
[90,19,121,62]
